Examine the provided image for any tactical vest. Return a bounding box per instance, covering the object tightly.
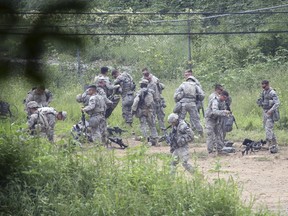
[262,89,274,110]
[121,73,135,92]
[182,81,196,99]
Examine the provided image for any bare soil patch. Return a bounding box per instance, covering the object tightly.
[114,138,288,214]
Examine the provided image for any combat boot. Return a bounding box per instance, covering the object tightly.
[150,137,159,147]
[271,138,278,145]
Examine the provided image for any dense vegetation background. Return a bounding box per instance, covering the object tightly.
[1,0,288,215]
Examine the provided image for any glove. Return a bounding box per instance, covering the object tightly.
[113,84,120,89]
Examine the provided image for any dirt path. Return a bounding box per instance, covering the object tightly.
[115,138,288,214]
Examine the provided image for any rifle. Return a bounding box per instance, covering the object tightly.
[159,125,177,153]
[81,110,88,133]
[158,125,172,144]
[225,102,238,129]
[107,126,127,136]
[108,137,128,149]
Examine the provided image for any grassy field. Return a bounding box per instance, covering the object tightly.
[0,68,285,215]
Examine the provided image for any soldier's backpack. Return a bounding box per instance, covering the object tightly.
[0,101,12,118]
[223,115,234,132]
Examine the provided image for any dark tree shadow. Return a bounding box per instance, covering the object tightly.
[0,0,87,85]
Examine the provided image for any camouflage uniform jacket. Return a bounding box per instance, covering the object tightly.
[143,74,164,102]
[27,110,49,133]
[131,88,155,116]
[83,94,112,116]
[258,87,280,112]
[170,120,194,151]
[77,88,107,106]
[174,80,205,106]
[114,72,135,96]
[38,106,57,123]
[205,97,227,120]
[94,75,115,97]
[25,89,52,107]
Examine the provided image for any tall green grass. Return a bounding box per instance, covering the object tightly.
[0,126,274,215]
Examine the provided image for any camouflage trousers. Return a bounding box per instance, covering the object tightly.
[89,113,107,145]
[171,145,194,174]
[205,118,224,153]
[121,93,134,124]
[263,111,277,143]
[139,112,158,140]
[154,100,165,129]
[179,102,203,134]
[46,113,56,142]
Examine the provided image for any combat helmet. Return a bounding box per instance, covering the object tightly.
[167,113,179,124]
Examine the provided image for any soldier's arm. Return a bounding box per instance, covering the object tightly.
[131,94,140,112]
[83,97,96,112]
[211,100,229,116]
[270,91,280,111]
[178,123,194,142]
[196,85,205,101]
[173,85,184,102]
[27,114,37,129]
[45,90,53,104]
[104,96,113,106]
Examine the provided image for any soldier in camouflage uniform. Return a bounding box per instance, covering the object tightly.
[76,85,106,107]
[174,75,205,137]
[257,80,280,149]
[24,86,53,116]
[208,84,224,102]
[132,79,158,146]
[82,85,112,145]
[184,69,204,115]
[205,90,231,155]
[208,84,233,142]
[26,101,49,139]
[37,107,67,142]
[112,69,136,126]
[142,68,166,131]
[167,113,194,174]
[94,67,120,118]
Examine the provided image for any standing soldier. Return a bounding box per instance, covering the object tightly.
[167,113,194,174]
[112,69,136,126]
[94,67,120,118]
[24,86,53,115]
[208,84,224,102]
[131,79,158,146]
[205,90,230,155]
[208,84,233,142]
[257,80,280,152]
[173,74,205,137]
[184,69,204,114]
[142,67,166,131]
[82,85,112,145]
[37,107,67,142]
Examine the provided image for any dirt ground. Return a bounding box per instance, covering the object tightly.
[114,138,288,214]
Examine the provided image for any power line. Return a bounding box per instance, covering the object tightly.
[2,30,288,36]
[147,4,288,23]
[0,5,287,16]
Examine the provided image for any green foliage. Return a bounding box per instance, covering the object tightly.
[0,126,271,215]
